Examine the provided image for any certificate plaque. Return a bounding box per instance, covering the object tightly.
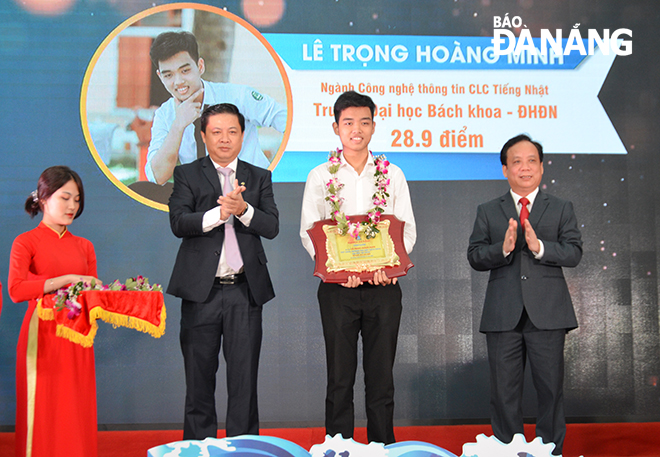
[307,214,414,283]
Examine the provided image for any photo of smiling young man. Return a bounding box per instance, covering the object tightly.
[146,31,286,185]
[467,134,583,456]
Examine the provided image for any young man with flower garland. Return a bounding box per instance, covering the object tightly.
[300,91,416,444]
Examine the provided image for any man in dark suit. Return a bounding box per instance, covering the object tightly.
[167,103,279,440]
[467,134,582,456]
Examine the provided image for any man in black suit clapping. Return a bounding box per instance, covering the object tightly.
[167,103,279,440]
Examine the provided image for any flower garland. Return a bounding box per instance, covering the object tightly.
[55,276,162,319]
[325,148,390,239]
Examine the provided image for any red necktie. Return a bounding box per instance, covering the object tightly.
[519,197,529,232]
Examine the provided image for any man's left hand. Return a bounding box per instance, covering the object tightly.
[369,269,397,286]
[523,219,541,253]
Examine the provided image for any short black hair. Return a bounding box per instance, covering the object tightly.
[25,166,85,219]
[201,103,245,133]
[150,31,199,68]
[500,134,544,165]
[333,90,376,123]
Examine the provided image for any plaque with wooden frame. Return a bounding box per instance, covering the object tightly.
[306,214,414,283]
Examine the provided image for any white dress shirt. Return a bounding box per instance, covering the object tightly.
[300,151,416,259]
[202,157,254,277]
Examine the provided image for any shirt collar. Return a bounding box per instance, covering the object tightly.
[211,156,239,174]
[200,79,209,106]
[510,187,540,207]
[339,150,375,175]
[39,221,69,239]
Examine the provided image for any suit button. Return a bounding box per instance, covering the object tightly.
[215,250,221,256]
[521,275,527,280]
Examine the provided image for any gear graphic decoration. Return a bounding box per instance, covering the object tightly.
[461,433,558,457]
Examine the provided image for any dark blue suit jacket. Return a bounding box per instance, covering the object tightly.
[467,190,582,332]
[167,156,279,305]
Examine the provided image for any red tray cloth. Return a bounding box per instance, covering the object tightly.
[37,290,166,348]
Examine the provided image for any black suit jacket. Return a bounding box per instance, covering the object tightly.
[167,156,279,305]
[467,190,582,332]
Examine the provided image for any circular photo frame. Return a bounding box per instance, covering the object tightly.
[81,2,292,211]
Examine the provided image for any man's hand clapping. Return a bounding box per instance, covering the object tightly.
[217,179,247,221]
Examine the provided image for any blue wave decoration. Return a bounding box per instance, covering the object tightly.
[147,435,459,457]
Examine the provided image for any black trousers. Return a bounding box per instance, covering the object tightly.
[318,281,402,445]
[180,281,262,440]
[486,309,567,456]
